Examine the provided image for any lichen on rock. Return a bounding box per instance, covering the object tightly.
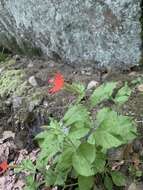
[0,0,141,68]
[0,69,26,97]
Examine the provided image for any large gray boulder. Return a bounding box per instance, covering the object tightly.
[0,0,142,68]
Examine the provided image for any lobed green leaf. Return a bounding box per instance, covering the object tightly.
[90,82,117,107]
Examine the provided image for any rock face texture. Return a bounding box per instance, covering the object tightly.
[0,0,142,68]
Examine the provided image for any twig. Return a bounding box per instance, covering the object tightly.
[62,183,78,190]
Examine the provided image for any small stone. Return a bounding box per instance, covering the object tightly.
[2,131,15,141]
[28,76,38,87]
[12,95,22,109]
[27,62,34,68]
[137,84,143,92]
[81,70,85,75]
[128,183,137,190]
[86,72,91,76]
[128,183,143,190]
[129,72,137,76]
[43,100,48,108]
[0,67,4,74]
[87,81,99,90]
[81,67,92,75]
[13,54,20,60]
[29,98,42,111]
[9,170,14,176]
[52,187,58,190]
[5,98,12,106]
[49,62,55,67]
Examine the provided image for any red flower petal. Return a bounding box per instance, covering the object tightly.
[0,161,9,174]
[48,73,64,94]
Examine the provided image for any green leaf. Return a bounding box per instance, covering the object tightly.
[73,158,94,177]
[131,77,142,85]
[55,147,74,171]
[35,130,49,140]
[96,107,111,125]
[24,175,39,190]
[35,120,65,170]
[36,134,64,169]
[66,83,86,102]
[35,120,64,148]
[111,171,126,186]
[114,83,131,105]
[94,152,106,173]
[97,109,137,143]
[91,130,122,150]
[15,160,35,173]
[63,104,91,127]
[54,170,69,186]
[88,108,136,151]
[136,170,142,177]
[72,143,96,176]
[36,142,60,169]
[69,124,90,140]
[90,82,117,107]
[36,150,50,170]
[104,175,113,190]
[78,176,94,190]
[44,168,56,186]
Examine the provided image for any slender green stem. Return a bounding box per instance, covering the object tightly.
[62,182,78,190]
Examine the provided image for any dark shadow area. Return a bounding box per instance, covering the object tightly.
[0,46,12,54]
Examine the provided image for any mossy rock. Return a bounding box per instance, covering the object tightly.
[0,69,27,97]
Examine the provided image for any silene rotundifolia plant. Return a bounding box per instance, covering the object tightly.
[15,73,137,190]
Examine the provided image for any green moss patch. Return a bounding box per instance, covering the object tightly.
[0,69,27,97]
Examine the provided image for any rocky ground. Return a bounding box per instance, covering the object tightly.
[0,55,143,189]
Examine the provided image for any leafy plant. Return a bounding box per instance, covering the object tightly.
[15,81,136,190]
[90,82,117,107]
[131,77,143,85]
[114,82,131,105]
[129,165,143,179]
[111,171,126,186]
[0,52,8,63]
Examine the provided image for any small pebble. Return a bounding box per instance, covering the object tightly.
[13,54,20,60]
[2,131,15,141]
[28,76,38,87]
[128,183,143,190]
[138,84,143,92]
[5,98,12,106]
[87,80,99,90]
[128,183,137,190]
[49,62,55,67]
[12,95,22,109]
[43,100,48,108]
[27,62,34,68]
[129,72,137,76]
[0,67,4,74]
[81,70,85,75]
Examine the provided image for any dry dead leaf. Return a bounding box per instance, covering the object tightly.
[0,140,16,162]
[132,153,140,170]
[13,179,25,190]
[111,160,125,171]
[123,144,133,160]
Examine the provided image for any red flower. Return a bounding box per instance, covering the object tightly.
[0,161,9,174]
[48,72,64,94]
